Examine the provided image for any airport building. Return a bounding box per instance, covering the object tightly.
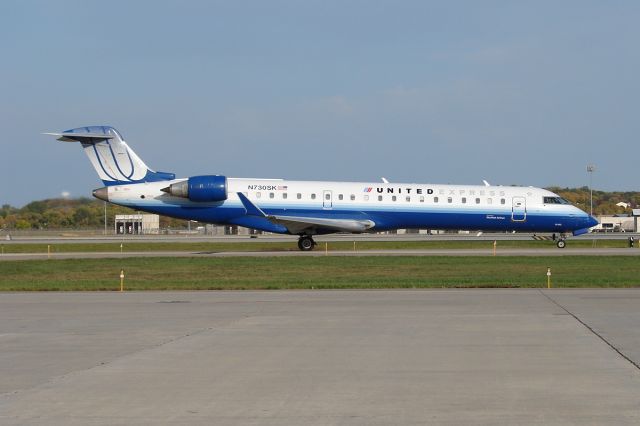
[594,212,640,233]
[115,214,160,235]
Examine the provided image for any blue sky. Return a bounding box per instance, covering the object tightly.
[1,1,639,206]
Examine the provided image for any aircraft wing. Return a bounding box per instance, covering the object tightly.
[267,215,374,234]
[236,192,374,234]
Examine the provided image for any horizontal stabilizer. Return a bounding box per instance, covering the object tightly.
[44,132,115,143]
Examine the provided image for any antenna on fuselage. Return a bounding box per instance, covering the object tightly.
[381,177,389,183]
[482,180,490,186]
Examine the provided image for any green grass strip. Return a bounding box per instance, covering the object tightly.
[0,256,637,291]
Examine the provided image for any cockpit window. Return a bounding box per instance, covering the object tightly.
[543,196,570,205]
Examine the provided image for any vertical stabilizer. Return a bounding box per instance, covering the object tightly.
[46,126,175,186]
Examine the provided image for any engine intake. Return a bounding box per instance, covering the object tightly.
[162,175,228,202]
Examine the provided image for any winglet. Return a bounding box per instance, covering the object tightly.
[237,192,266,217]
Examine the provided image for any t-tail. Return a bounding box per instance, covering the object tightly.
[45,126,175,186]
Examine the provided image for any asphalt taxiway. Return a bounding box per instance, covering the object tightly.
[1,290,639,425]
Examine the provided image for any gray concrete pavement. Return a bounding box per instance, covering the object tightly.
[1,290,639,425]
[2,247,640,260]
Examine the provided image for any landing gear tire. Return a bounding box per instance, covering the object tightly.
[298,236,315,251]
[556,239,566,249]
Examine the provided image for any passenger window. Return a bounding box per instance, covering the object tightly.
[475,198,480,204]
[297,193,302,199]
[434,197,439,203]
[392,196,397,202]
[406,196,410,202]
[500,198,506,205]
[311,193,316,200]
[462,197,467,204]
[378,195,383,201]
[256,192,262,199]
[419,196,425,202]
[283,193,287,199]
[338,194,343,200]
[447,197,452,203]
[350,194,355,201]
[325,193,330,200]
[269,193,274,199]
[364,195,369,201]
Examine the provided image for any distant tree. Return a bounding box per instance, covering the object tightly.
[15,219,31,230]
[72,206,94,227]
[3,214,17,229]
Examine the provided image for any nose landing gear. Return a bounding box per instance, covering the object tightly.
[297,235,316,251]
[552,233,567,248]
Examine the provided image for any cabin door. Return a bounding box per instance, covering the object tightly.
[511,197,527,222]
[323,190,333,209]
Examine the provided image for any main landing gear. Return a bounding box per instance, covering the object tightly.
[297,235,316,251]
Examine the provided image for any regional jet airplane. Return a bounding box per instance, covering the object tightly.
[48,126,598,250]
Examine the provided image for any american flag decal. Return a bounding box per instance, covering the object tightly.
[363,187,373,192]
[277,185,288,190]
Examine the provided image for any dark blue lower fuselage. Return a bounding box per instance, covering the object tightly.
[129,203,596,235]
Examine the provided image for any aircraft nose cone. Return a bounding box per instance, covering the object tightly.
[92,187,109,202]
[587,215,599,228]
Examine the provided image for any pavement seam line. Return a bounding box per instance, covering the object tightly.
[538,289,640,372]
[0,326,210,399]
[0,312,260,400]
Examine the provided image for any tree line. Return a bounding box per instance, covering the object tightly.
[1,187,638,230]
[550,187,639,216]
[0,198,188,230]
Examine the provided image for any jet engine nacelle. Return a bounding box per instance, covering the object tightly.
[162,175,228,202]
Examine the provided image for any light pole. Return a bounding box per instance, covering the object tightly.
[587,164,595,216]
[104,201,107,235]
